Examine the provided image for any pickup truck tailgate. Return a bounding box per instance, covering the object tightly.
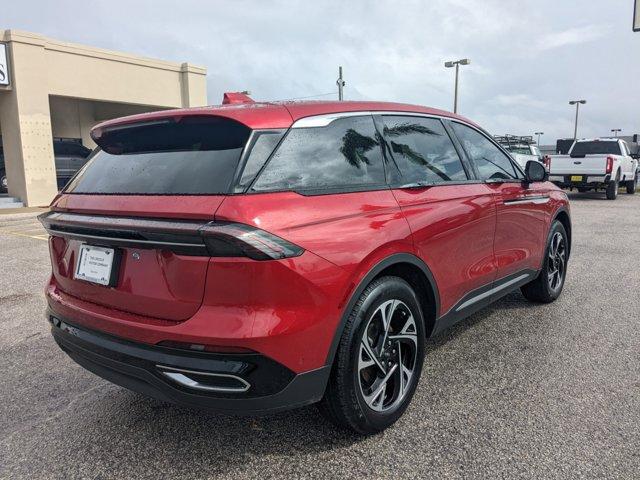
[550,155,607,175]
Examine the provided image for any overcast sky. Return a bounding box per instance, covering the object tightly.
[4,0,640,144]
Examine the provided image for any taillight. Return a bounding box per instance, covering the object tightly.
[199,222,304,261]
[543,155,551,170]
[606,156,614,174]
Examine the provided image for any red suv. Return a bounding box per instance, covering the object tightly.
[40,99,571,434]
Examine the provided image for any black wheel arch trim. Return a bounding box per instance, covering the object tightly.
[324,252,440,367]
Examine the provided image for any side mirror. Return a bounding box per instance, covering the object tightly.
[525,160,547,183]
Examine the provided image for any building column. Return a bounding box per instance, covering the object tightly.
[0,33,57,206]
[77,100,97,149]
[180,63,208,107]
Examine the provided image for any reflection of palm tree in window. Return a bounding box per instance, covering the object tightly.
[383,123,450,181]
[339,129,378,169]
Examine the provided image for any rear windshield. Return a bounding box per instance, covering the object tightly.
[570,141,621,157]
[65,116,251,195]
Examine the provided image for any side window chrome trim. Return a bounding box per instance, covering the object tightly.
[292,112,373,128]
[292,110,457,129]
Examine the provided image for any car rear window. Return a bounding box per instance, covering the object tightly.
[570,141,621,156]
[65,116,251,195]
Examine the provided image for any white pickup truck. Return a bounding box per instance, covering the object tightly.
[547,138,639,200]
[494,135,543,169]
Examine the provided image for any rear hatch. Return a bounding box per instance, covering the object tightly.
[42,115,252,322]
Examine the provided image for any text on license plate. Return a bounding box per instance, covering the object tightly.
[75,245,115,286]
[570,175,583,182]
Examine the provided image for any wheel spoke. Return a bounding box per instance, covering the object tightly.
[379,299,396,352]
[388,312,417,346]
[360,338,386,374]
[363,364,397,411]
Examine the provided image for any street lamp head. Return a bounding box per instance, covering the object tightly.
[444,61,455,68]
[459,58,470,65]
[535,132,544,135]
[569,99,586,105]
[579,100,586,104]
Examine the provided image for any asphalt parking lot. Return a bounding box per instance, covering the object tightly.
[1,192,639,480]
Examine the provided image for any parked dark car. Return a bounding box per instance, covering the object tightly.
[39,100,571,434]
[0,137,91,193]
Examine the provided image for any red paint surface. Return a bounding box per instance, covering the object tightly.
[45,101,569,374]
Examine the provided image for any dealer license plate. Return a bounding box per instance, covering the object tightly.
[74,245,115,286]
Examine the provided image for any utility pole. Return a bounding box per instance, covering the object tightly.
[611,128,621,137]
[535,132,544,146]
[569,99,586,140]
[336,66,345,101]
[444,58,470,113]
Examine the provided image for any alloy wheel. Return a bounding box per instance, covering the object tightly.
[547,231,566,292]
[358,299,418,412]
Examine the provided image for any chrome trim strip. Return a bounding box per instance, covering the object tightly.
[157,365,251,393]
[503,195,550,206]
[455,273,531,312]
[291,110,449,129]
[291,111,373,128]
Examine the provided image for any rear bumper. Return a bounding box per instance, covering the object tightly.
[549,174,610,188]
[48,309,330,414]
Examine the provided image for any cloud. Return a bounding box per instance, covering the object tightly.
[536,25,609,51]
[2,0,639,143]
[494,94,549,109]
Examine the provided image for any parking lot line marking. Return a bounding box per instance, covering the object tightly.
[0,224,43,231]
[0,230,49,241]
[0,227,46,234]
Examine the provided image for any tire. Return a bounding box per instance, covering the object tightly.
[606,172,619,200]
[318,276,426,435]
[0,170,7,193]
[521,220,568,303]
[626,173,637,194]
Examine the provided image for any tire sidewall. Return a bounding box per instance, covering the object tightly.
[344,278,425,432]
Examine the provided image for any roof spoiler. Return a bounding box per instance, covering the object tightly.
[222,92,255,105]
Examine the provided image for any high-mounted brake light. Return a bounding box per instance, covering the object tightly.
[199,222,304,261]
[606,156,614,174]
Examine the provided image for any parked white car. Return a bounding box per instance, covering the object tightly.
[547,138,639,200]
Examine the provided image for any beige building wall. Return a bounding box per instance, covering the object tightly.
[0,30,208,206]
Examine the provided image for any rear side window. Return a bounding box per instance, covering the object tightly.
[251,116,385,193]
[66,116,251,195]
[451,123,518,180]
[235,130,285,193]
[570,141,621,156]
[381,116,467,185]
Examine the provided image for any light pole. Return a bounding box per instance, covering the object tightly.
[611,128,621,137]
[535,132,544,146]
[336,66,345,101]
[569,99,586,140]
[445,58,470,113]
